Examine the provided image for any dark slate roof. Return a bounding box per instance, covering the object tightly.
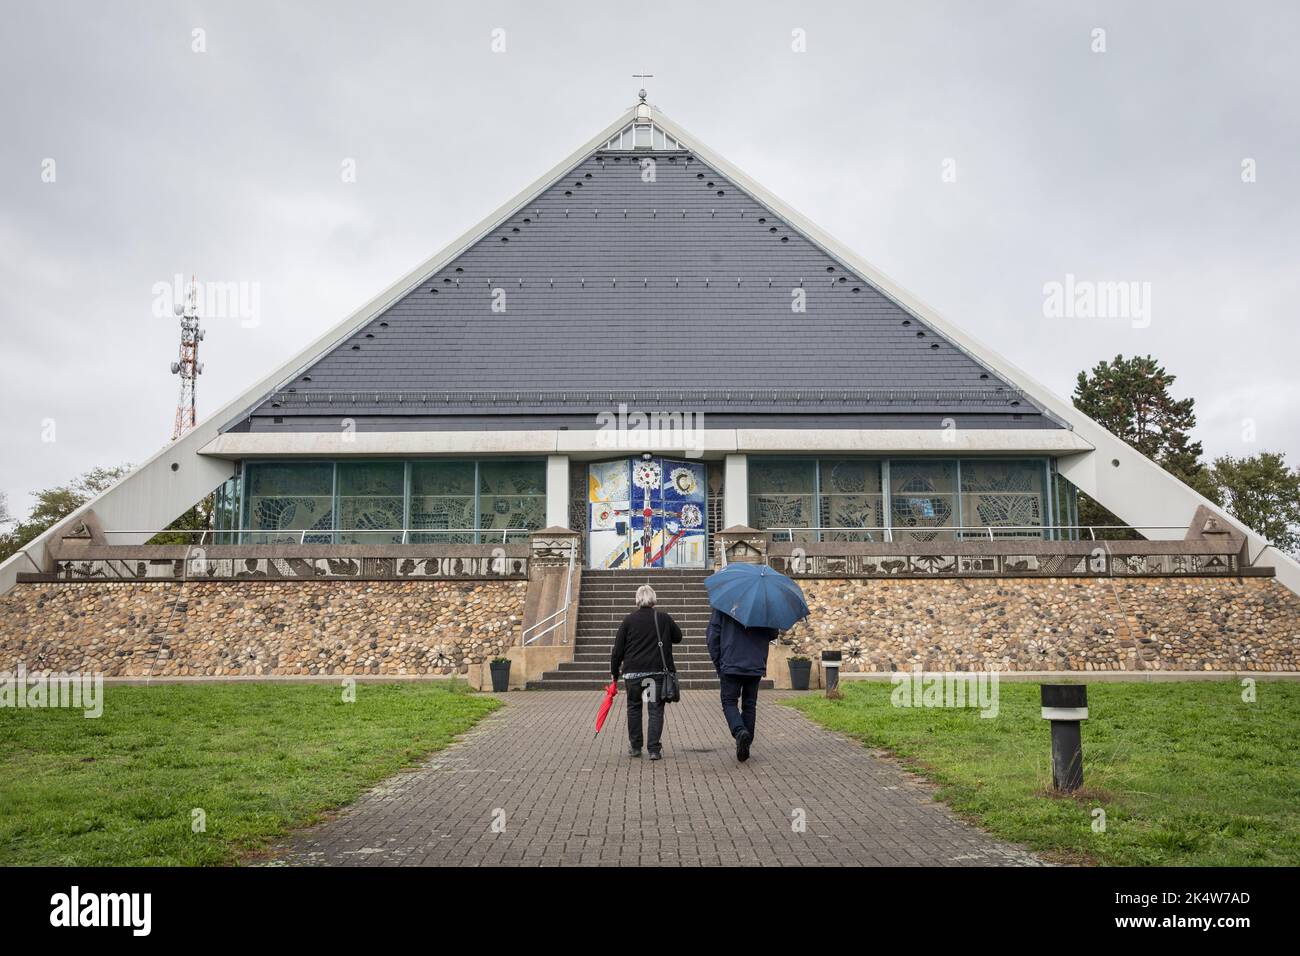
[244,147,1059,431]
[229,411,1049,433]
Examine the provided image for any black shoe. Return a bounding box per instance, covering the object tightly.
[735,730,752,762]
[648,751,663,761]
[628,747,642,758]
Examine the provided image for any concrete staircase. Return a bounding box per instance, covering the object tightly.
[528,569,742,690]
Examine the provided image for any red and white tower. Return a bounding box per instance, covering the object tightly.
[169,275,205,440]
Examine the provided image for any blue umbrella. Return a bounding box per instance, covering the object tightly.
[704,563,810,631]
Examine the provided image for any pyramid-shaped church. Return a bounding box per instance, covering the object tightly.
[3,95,1297,684]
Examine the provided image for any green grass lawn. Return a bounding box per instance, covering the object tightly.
[0,681,500,866]
[789,680,1300,866]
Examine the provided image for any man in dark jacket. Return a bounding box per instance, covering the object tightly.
[611,584,682,760]
[706,607,777,762]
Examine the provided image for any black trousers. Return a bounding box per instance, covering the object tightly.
[719,673,761,741]
[625,675,666,753]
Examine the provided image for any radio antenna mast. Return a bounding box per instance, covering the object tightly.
[169,275,205,440]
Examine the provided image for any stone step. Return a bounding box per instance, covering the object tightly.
[574,652,712,660]
[526,679,725,691]
[575,620,711,630]
[572,642,711,652]
[551,661,720,674]
[577,600,712,606]
[578,609,712,616]
[532,571,715,690]
[575,639,710,647]
[577,601,709,608]
[574,642,711,652]
[578,582,712,590]
[578,580,712,588]
[525,677,775,691]
[576,601,713,610]
[577,598,712,605]
[577,600,712,608]
[577,621,710,628]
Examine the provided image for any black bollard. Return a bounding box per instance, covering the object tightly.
[1040,684,1088,792]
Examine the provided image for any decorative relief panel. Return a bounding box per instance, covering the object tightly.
[770,549,1238,578]
[55,554,527,581]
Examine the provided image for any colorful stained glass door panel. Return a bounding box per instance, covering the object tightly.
[659,460,706,567]
[587,458,706,569]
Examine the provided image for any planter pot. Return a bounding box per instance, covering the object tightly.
[489,660,512,692]
[788,659,812,690]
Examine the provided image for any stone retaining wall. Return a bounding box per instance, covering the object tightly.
[784,576,1300,672]
[5,573,1298,681]
[0,580,527,677]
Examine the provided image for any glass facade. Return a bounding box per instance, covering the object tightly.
[218,456,1076,547]
[238,459,545,544]
[210,475,242,544]
[244,462,334,544]
[479,459,549,542]
[819,459,885,542]
[409,461,477,544]
[750,457,1068,542]
[889,460,958,542]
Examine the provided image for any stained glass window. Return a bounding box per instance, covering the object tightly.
[748,459,815,538]
[478,460,546,542]
[337,461,405,544]
[819,460,884,540]
[744,457,1055,541]
[959,459,1045,538]
[239,459,545,544]
[244,462,334,544]
[889,460,958,542]
[410,461,476,544]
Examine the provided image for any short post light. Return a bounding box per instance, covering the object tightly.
[1040,684,1087,792]
[821,649,841,697]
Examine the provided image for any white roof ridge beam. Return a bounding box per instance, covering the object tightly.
[649,107,1300,595]
[0,107,639,596]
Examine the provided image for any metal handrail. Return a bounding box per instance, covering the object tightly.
[521,544,576,647]
[770,525,1190,542]
[100,528,525,544]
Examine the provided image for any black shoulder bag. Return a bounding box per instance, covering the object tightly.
[654,610,681,704]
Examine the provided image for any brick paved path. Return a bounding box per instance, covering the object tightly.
[269,690,1043,866]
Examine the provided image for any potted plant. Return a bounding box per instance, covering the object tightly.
[489,656,512,692]
[788,654,812,690]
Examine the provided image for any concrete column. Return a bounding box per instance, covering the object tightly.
[723,453,748,528]
[546,455,571,529]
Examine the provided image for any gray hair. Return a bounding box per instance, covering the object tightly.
[635,584,657,608]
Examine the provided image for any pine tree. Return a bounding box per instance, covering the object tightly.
[1072,355,1218,531]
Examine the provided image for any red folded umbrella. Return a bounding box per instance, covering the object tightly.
[594,680,618,737]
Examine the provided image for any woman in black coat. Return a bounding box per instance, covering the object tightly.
[610,584,682,760]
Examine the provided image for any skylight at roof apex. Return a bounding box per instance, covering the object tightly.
[603,119,681,151]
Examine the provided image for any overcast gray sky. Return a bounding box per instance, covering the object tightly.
[1,0,1297,519]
